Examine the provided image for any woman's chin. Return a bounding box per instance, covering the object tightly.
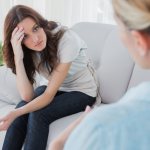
[33,45,46,52]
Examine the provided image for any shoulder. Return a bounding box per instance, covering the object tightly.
[79,87,150,128]
[65,82,150,149]
[59,29,84,46]
[56,27,87,63]
[65,101,150,149]
[88,82,150,125]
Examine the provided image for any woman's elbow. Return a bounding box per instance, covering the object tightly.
[21,93,34,102]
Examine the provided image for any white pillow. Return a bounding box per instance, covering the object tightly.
[0,65,21,105]
[0,66,48,105]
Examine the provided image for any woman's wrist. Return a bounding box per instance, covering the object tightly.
[15,57,23,66]
[14,106,25,117]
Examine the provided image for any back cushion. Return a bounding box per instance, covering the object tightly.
[0,66,21,104]
[72,22,114,69]
[98,28,134,103]
[0,66,47,105]
[72,22,134,103]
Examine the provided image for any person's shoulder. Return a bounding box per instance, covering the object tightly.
[58,28,85,49]
[84,103,130,127]
[83,90,150,128]
[75,103,150,150]
[62,28,80,41]
[123,81,150,103]
[134,81,150,97]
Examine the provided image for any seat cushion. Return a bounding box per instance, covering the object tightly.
[46,112,82,149]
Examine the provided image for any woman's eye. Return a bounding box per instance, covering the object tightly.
[33,25,40,32]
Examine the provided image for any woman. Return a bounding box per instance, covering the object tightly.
[49,0,150,149]
[0,5,98,150]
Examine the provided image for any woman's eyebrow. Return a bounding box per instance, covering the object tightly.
[32,23,38,29]
[23,24,38,36]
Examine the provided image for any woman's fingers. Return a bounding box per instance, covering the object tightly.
[85,105,91,112]
[0,121,8,131]
[11,26,24,59]
[18,34,24,42]
[16,30,24,41]
[11,27,19,37]
[0,122,4,131]
[0,118,6,131]
[11,27,24,42]
[0,116,6,122]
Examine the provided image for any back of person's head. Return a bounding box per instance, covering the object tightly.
[112,0,150,32]
[112,0,150,69]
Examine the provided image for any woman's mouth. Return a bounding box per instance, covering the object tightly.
[35,41,43,47]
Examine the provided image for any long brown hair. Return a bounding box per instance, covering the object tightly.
[3,5,66,84]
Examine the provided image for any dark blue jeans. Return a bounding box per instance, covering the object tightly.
[2,85,96,150]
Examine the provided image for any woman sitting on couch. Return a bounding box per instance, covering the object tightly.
[49,0,150,149]
[0,5,97,150]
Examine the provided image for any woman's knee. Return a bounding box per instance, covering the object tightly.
[11,101,29,127]
[34,85,47,98]
[29,108,51,125]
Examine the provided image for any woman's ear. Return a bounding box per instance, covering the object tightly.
[130,30,150,56]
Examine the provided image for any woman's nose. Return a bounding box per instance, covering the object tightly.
[32,35,39,43]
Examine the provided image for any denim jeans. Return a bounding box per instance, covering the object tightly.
[2,85,96,150]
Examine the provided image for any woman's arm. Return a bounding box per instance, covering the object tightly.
[15,59,34,101]
[11,27,34,101]
[0,62,71,131]
[49,106,92,150]
[18,62,71,114]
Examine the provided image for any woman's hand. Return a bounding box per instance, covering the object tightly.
[11,26,25,61]
[0,109,20,131]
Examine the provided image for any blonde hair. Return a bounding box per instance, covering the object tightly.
[112,0,150,31]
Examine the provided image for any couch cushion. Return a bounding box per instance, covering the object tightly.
[46,112,82,149]
[0,66,48,105]
[72,22,114,69]
[72,22,134,104]
[0,100,9,108]
[0,66,21,105]
[98,28,134,103]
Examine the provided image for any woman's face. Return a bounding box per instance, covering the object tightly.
[17,17,47,51]
[115,16,150,69]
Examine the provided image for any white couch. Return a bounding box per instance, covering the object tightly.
[1,22,150,149]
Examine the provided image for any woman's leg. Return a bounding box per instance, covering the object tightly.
[24,91,96,150]
[2,85,47,150]
[2,101,28,150]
